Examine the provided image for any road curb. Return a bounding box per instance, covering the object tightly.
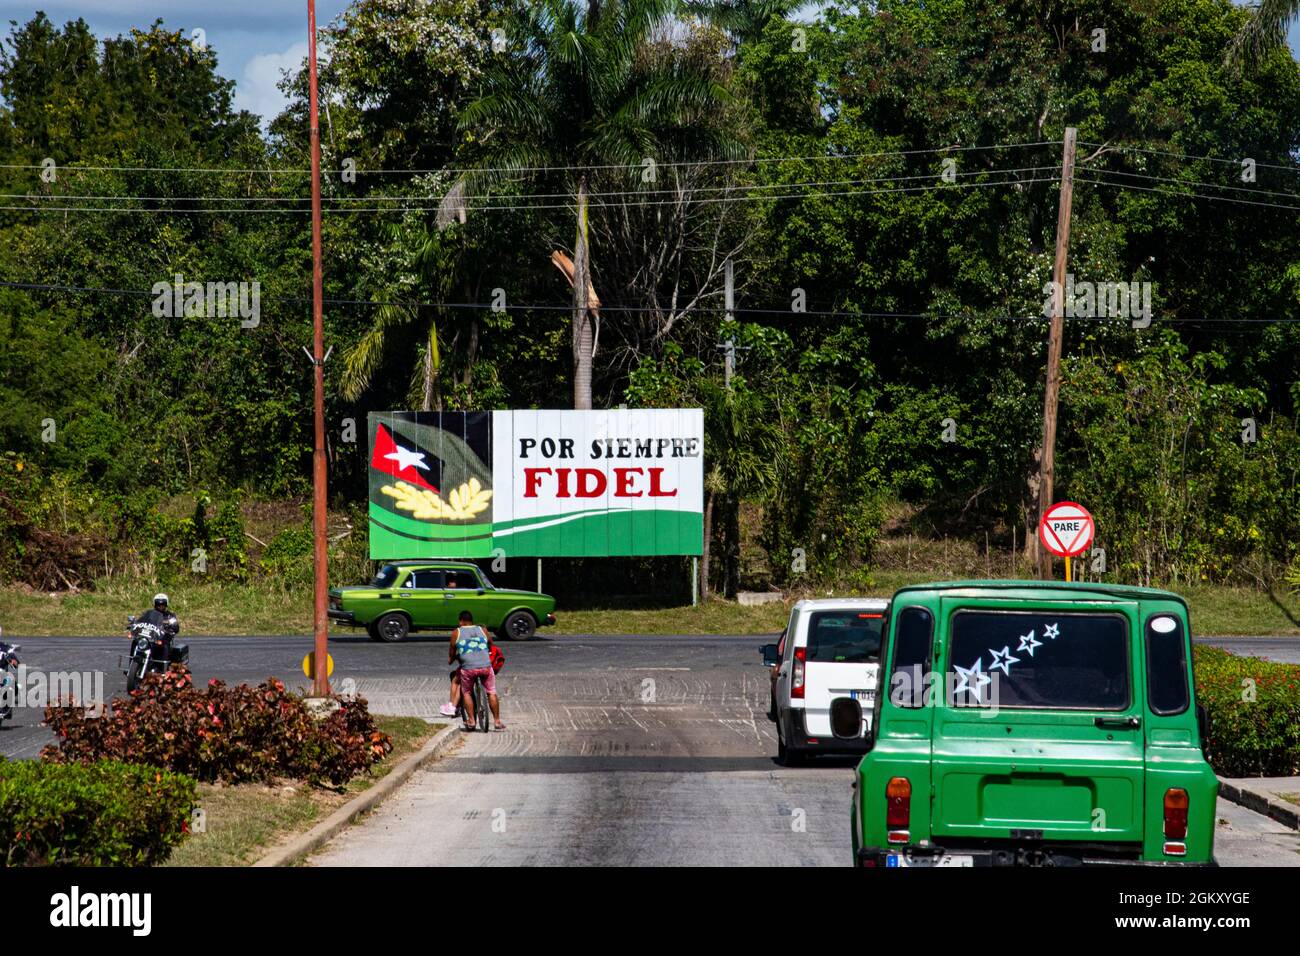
[253,721,461,867]
[1218,778,1300,831]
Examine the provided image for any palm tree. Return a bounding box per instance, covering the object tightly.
[440,0,740,409]
[1230,0,1297,65]
[684,0,801,44]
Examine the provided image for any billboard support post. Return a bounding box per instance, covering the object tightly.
[691,557,699,606]
[537,558,543,595]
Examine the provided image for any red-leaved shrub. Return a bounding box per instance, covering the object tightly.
[42,667,393,787]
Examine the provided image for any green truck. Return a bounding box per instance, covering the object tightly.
[834,581,1217,867]
[328,560,557,642]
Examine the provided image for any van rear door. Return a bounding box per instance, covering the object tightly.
[929,601,1145,847]
[801,608,884,737]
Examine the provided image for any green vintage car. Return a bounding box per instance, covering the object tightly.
[832,581,1217,867]
[328,561,557,642]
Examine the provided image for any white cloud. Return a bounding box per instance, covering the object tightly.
[233,41,308,125]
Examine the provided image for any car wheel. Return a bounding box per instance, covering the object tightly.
[777,715,803,766]
[374,613,410,643]
[501,610,537,641]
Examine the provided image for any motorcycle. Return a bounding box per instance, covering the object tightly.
[0,640,20,725]
[123,614,188,691]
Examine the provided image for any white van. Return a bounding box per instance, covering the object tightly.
[762,598,887,765]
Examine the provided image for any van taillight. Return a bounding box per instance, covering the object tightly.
[792,647,806,699]
[886,777,911,840]
[1164,788,1189,841]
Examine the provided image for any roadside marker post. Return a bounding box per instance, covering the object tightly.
[1038,501,1095,581]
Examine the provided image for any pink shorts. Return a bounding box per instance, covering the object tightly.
[459,666,496,695]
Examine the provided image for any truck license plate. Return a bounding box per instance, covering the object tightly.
[887,853,973,868]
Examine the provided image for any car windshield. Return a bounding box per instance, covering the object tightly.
[948,610,1130,710]
[370,565,401,588]
[806,610,884,663]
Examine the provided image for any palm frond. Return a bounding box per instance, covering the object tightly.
[339,301,417,401]
[1228,0,1298,68]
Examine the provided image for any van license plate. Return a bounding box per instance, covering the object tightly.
[850,690,873,702]
[887,853,973,868]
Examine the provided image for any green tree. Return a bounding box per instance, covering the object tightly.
[441,0,742,409]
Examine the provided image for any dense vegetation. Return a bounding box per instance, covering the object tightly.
[1,0,1298,601]
[43,666,394,787]
[0,756,196,865]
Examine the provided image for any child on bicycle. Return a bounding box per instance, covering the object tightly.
[447,610,505,731]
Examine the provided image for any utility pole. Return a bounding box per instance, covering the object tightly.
[308,0,330,695]
[1033,127,1077,580]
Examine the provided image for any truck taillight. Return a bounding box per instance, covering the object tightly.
[886,777,911,841]
[792,647,806,699]
[1164,788,1189,842]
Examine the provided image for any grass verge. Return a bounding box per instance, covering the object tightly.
[3,571,1297,637]
[161,715,437,867]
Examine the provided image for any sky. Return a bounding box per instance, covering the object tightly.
[0,1,353,122]
[0,1,1296,127]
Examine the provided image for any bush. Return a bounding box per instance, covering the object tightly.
[0,757,195,866]
[1194,646,1300,777]
[43,667,393,787]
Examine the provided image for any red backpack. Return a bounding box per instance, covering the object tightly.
[490,644,505,674]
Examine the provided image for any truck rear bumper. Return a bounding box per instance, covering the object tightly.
[785,708,873,755]
[857,846,1217,868]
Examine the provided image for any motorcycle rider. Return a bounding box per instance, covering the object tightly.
[133,593,184,658]
[138,593,179,635]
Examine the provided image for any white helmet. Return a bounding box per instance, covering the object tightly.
[153,593,169,607]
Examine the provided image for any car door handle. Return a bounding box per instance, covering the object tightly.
[1094,716,1140,730]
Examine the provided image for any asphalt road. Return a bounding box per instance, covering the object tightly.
[4,632,1298,865]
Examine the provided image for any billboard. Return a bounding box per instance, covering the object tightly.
[367,409,704,558]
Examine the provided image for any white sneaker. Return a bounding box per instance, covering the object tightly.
[438,702,457,717]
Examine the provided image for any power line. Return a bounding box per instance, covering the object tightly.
[1077,140,1300,173]
[1076,172,1300,211]
[0,140,1059,179]
[3,279,1297,326]
[0,166,1062,206]
[1078,167,1300,201]
[0,173,1060,215]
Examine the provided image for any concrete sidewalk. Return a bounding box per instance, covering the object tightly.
[1219,777,1300,831]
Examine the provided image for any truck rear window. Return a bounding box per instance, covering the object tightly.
[807,611,884,663]
[948,611,1130,710]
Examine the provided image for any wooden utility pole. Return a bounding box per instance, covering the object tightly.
[1033,127,1077,580]
[308,0,330,695]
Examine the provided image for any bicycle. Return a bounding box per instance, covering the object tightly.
[457,671,491,732]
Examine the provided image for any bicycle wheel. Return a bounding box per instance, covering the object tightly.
[474,679,490,732]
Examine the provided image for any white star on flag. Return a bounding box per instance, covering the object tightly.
[954,658,992,703]
[1044,622,1060,640]
[1017,629,1041,656]
[989,646,1020,675]
[385,444,430,472]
